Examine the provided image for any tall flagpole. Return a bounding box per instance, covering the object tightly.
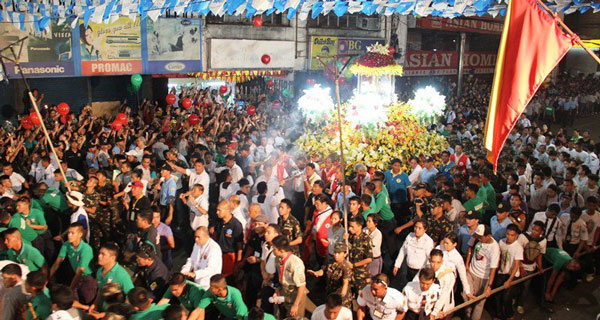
[0,37,71,192]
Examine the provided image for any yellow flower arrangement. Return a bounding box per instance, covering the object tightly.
[296,103,448,172]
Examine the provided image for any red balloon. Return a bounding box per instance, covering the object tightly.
[272,100,281,109]
[60,115,69,124]
[253,16,263,28]
[219,86,228,95]
[21,116,33,130]
[166,94,176,105]
[247,105,256,115]
[188,114,200,126]
[57,102,70,116]
[182,98,192,109]
[116,113,127,123]
[261,54,271,65]
[388,46,395,56]
[111,121,123,131]
[266,80,274,88]
[29,112,41,126]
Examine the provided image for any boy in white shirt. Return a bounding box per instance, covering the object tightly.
[311,293,353,320]
[493,224,523,320]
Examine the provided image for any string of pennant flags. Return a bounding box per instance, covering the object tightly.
[187,69,286,82]
[0,0,596,33]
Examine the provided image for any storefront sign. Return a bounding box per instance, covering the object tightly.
[310,36,384,70]
[0,21,75,77]
[145,18,202,73]
[403,51,496,76]
[416,17,503,34]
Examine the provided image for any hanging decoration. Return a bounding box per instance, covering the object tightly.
[57,103,70,116]
[253,16,263,28]
[182,98,192,109]
[261,54,271,65]
[166,94,177,105]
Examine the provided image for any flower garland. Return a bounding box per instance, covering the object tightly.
[350,43,403,77]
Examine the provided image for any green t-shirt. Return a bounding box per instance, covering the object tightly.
[96,263,134,295]
[544,247,572,271]
[8,242,45,272]
[58,241,94,276]
[40,188,69,213]
[27,291,52,320]
[28,208,47,236]
[8,212,38,243]
[130,303,169,320]
[374,189,394,221]
[545,105,555,115]
[362,208,377,221]
[199,286,248,319]
[479,183,497,211]
[463,196,485,214]
[163,281,205,311]
[30,200,44,213]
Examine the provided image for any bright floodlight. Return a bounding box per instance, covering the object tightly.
[298,84,335,123]
[346,90,389,126]
[409,86,446,124]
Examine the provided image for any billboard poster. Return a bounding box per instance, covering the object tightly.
[310,36,337,70]
[337,39,384,55]
[146,18,202,73]
[80,17,142,75]
[403,51,496,76]
[0,21,75,77]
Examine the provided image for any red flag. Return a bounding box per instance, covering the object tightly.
[484,0,576,171]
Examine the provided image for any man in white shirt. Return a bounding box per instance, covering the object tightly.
[529,204,561,247]
[516,220,547,313]
[357,274,408,320]
[408,157,423,186]
[493,224,523,320]
[3,163,27,193]
[168,160,211,197]
[582,197,600,249]
[215,155,244,184]
[465,225,500,320]
[180,184,209,231]
[393,219,434,287]
[311,293,353,320]
[181,227,222,289]
[403,267,441,320]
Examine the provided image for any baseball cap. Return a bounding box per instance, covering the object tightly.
[334,242,348,253]
[425,156,434,162]
[125,150,137,157]
[465,211,481,220]
[131,181,144,189]
[496,202,510,213]
[474,224,491,237]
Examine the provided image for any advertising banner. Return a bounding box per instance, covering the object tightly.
[0,21,75,77]
[403,51,496,76]
[416,17,503,35]
[210,39,295,69]
[80,17,142,75]
[146,18,202,73]
[310,36,338,70]
[310,37,384,70]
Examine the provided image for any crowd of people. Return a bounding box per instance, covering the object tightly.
[0,73,598,320]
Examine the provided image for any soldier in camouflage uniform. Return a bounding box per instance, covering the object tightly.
[308,242,352,308]
[96,170,124,243]
[82,176,102,253]
[277,199,303,256]
[424,198,453,244]
[347,216,373,296]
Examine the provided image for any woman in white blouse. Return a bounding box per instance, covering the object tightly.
[365,214,382,276]
[436,233,474,299]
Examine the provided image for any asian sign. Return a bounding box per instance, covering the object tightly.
[416,17,503,35]
[403,51,496,76]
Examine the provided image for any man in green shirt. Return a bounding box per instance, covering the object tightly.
[544,247,581,304]
[198,274,248,320]
[25,270,52,320]
[372,180,394,221]
[128,286,169,320]
[34,182,69,213]
[360,194,376,220]
[463,183,486,214]
[8,198,45,244]
[5,228,46,273]
[159,273,205,318]
[49,222,97,305]
[95,242,134,308]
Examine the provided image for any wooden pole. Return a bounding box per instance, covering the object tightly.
[537,0,600,65]
[8,46,71,193]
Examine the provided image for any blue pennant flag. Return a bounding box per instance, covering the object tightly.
[83,6,94,28]
[333,1,348,16]
[311,1,323,18]
[245,1,257,18]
